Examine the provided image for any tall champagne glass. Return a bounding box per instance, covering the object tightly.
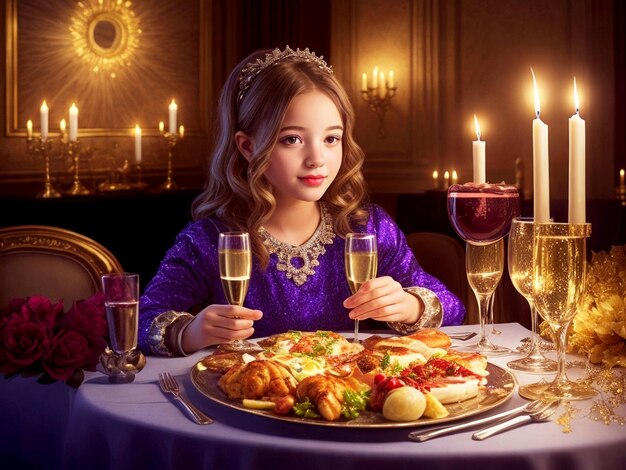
[465,239,511,355]
[447,182,520,355]
[507,217,557,373]
[518,222,595,401]
[345,233,378,343]
[218,232,252,350]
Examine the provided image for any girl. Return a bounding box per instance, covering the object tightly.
[139,46,466,356]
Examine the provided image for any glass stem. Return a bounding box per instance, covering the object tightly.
[354,319,360,343]
[553,320,571,388]
[526,301,544,360]
[476,293,493,348]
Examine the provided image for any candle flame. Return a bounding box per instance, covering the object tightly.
[433,170,439,179]
[135,124,141,136]
[473,114,481,141]
[573,77,580,114]
[444,170,450,179]
[40,100,48,111]
[621,169,625,177]
[452,170,458,180]
[60,119,66,132]
[169,99,177,109]
[159,121,164,132]
[531,67,540,117]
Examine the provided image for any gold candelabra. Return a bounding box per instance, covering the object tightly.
[160,128,183,191]
[361,79,397,139]
[26,136,60,198]
[65,140,92,196]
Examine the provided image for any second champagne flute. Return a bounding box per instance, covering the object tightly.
[507,217,556,373]
[345,233,378,343]
[218,232,252,350]
[465,239,511,356]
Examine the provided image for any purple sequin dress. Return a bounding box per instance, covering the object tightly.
[138,205,466,353]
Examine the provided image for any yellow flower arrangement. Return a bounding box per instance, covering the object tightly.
[561,245,626,367]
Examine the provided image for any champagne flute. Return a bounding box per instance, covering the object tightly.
[345,233,378,343]
[518,222,595,401]
[465,239,511,356]
[507,217,556,373]
[101,272,142,383]
[218,232,252,350]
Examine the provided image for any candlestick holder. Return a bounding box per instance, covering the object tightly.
[361,83,397,139]
[65,140,92,196]
[617,184,626,206]
[160,131,181,191]
[26,136,61,198]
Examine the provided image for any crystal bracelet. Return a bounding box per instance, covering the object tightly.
[148,310,193,356]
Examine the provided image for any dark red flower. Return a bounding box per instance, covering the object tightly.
[0,314,49,374]
[62,292,107,339]
[42,329,89,381]
[22,296,64,329]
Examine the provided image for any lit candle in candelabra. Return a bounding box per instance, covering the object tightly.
[531,68,550,223]
[169,100,177,134]
[159,121,164,133]
[371,66,378,89]
[388,70,395,89]
[361,73,368,92]
[60,119,66,135]
[433,170,439,189]
[452,170,458,185]
[568,77,586,223]
[135,125,142,164]
[472,114,486,184]
[620,169,625,187]
[69,103,78,141]
[444,170,450,189]
[40,101,49,141]
[179,125,185,138]
[27,120,33,139]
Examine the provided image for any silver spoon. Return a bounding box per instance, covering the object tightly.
[472,400,560,440]
[408,399,554,442]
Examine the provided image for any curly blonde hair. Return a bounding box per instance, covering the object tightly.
[192,48,369,267]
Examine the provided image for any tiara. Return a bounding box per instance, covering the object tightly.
[237,46,333,102]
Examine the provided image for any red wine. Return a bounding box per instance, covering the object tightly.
[447,183,520,244]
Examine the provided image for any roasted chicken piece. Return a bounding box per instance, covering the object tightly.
[218,359,298,400]
[296,375,368,421]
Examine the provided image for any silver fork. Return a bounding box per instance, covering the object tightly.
[158,372,213,425]
[472,400,560,440]
[409,399,553,442]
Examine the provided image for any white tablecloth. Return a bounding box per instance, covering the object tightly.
[2,323,625,470]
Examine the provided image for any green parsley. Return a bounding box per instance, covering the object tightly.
[341,389,371,420]
[293,398,320,419]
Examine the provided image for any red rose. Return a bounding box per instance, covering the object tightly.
[42,329,88,381]
[20,296,64,329]
[62,293,107,339]
[0,313,49,374]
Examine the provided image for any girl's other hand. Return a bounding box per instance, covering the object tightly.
[181,305,263,353]
[343,276,421,326]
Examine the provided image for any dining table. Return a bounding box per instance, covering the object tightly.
[1,322,625,470]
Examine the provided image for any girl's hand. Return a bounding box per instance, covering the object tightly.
[181,304,263,353]
[343,276,421,326]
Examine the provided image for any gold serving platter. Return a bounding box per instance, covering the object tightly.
[191,360,516,428]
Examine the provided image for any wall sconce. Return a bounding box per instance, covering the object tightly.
[361,66,397,138]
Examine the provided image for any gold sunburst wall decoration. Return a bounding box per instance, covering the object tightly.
[69,0,141,78]
[9,0,204,137]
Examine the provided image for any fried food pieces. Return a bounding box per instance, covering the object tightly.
[296,375,368,421]
[218,359,297,401]
[210,328,488,423]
